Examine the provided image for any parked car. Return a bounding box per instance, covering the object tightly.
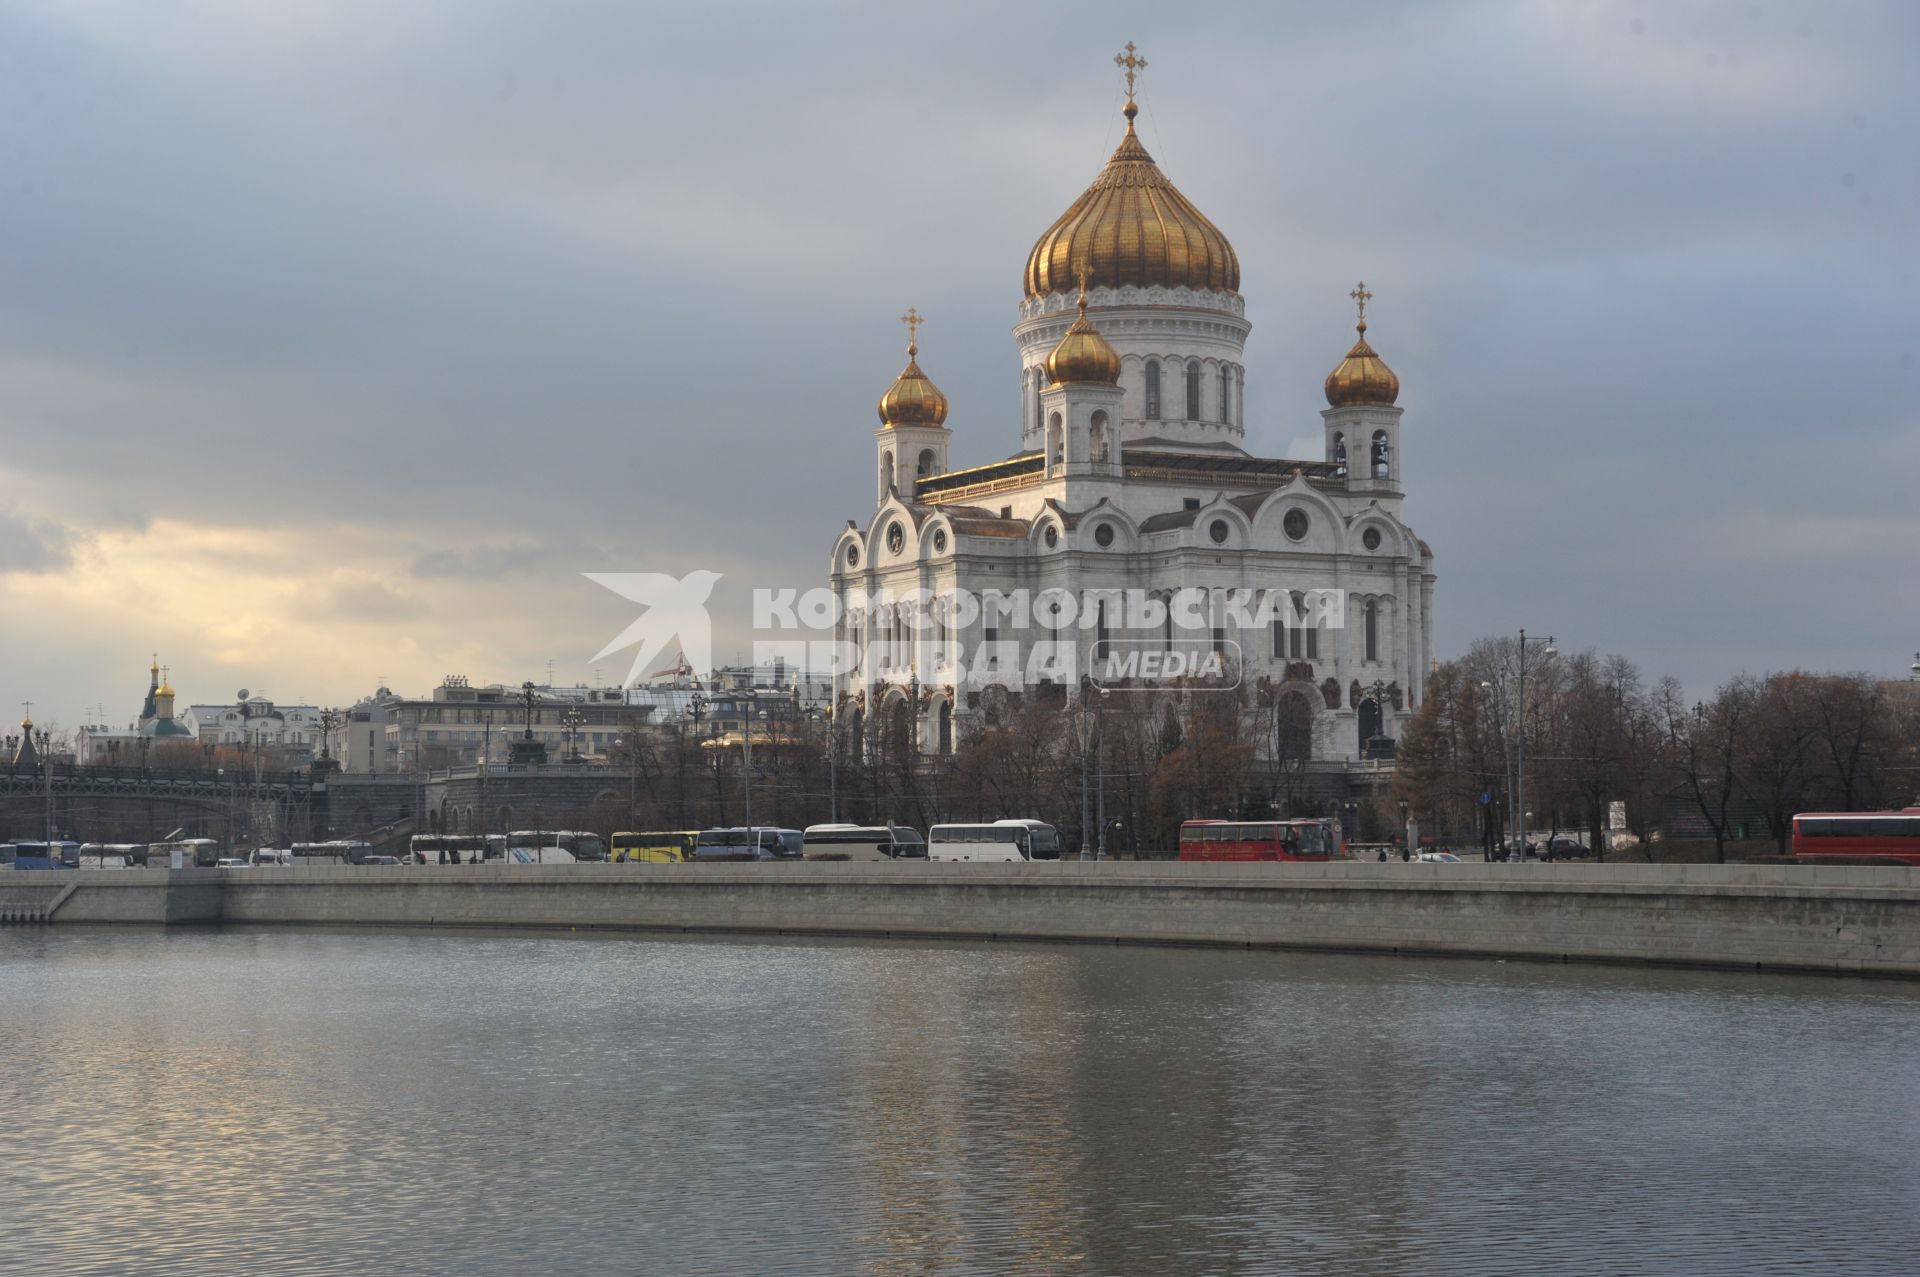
[1416,851,1463,863]
[213,857,250,868]
[1542,836,1589,859]
[360,855,403,866]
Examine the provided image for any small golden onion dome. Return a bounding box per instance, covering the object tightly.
[1324,319,1400,407]
[1024,100,1239,299]
[876,342,950,429]
[157,681,175,697]
[1046,281,1123,384]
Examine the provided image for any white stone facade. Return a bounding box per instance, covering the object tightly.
[829,119,1436,779]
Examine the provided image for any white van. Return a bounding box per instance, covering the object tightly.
[928,820,1061,863]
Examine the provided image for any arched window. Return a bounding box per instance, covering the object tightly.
[1031,367,1043,433]
[937,700,952,755]
[1186,363,1201,420]
[1364,598,1379,661]
[917,449,936,477]
[1332,431,1347,471]
[1372,430,1391,479]
[1276,692,1314,763]
[1218,365,1230,422]
[1358,697,1382,753]
[1145,360,1161,418]
[1046,413,1064,473]
[880,449,893,494]
[1089,410,1110,463]
[1279,589,1319,660]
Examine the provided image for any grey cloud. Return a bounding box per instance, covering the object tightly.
[0,512,77,574]
[2,0,1917,724]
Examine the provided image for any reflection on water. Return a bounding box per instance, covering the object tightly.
[1,928,1917,1276]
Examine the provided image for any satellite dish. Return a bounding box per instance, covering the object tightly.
[237,689,250,701]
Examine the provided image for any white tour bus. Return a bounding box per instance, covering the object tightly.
[801,824,927,861]
[927,819,1061,863]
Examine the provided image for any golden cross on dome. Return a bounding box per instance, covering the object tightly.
[1076,268,1091,312]
[1350,281,1374,324]
[1114,42,1147,106]
[900,307,923,354]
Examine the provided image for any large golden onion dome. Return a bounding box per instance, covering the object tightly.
[1325,284,1400,406]
[1024,100,1239,299]
[876,315,950,428]
[1046,280,1123,384]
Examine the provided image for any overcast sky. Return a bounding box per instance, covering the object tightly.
[2,0,1915,733]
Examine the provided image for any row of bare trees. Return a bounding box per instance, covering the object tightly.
[1394,638,1920,861]
[588,681,1336,856]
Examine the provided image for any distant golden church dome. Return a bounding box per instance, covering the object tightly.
[1024,99,1239,300]
[877,314,949,428]
[1046,280,1123,384]
[1324,284,1400,407]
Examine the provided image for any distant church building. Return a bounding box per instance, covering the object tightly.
[76,658,197,765]
[829,52,1436,785]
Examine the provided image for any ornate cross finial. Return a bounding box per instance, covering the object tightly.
[1350,280,1374,327]
[900,307,922,355]
[1075,268,1091,316]
[1114,41,1147,107]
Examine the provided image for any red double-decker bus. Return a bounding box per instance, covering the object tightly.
[1791,809,1920,865]
[1178,819,1335,862]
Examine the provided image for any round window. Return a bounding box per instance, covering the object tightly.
[932,529,948,553]
[887,523,905,553]
[1209,519,1229,544]
[1283,509,1310,541]
[847,545,860,567]
[1094,523,1115,548]
[1044,525,1059,548]
[1362,526,1382,551]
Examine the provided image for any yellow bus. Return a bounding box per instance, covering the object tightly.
[610,831,698,863]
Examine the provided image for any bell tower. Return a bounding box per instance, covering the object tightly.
[874,308,951,506]
[1323,282,1404,501]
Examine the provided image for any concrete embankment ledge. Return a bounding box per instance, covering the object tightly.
[4,861,1917,978]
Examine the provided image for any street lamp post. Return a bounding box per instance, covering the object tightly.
[1095,687,1110,860]
[810,707,839,823]
[744,708,767,840]
[1513,629,1557,856]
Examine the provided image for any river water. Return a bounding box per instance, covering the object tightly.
[1,928,1915,1276]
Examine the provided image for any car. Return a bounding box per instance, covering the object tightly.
[213,857,250,868]
[1416,851,1463,863]
[1542,836,1589,860]
[360,855,403,866]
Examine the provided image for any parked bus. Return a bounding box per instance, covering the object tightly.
[408,834,491,864]
[801,824,927,861]
[9,841,73,870]
[927,820,1060,863]
[1178,819,1336,862]
[291,841,374,865]
[690,828,804,861]
[506,830,607,863]
[148,838,221,868]
[611,831,698,863]
[1791,809,1920,865]
[78,843,144,868]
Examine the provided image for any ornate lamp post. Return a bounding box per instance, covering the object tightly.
[561,707,586,763]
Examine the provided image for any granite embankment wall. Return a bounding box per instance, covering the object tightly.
[3,862,1917,978]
